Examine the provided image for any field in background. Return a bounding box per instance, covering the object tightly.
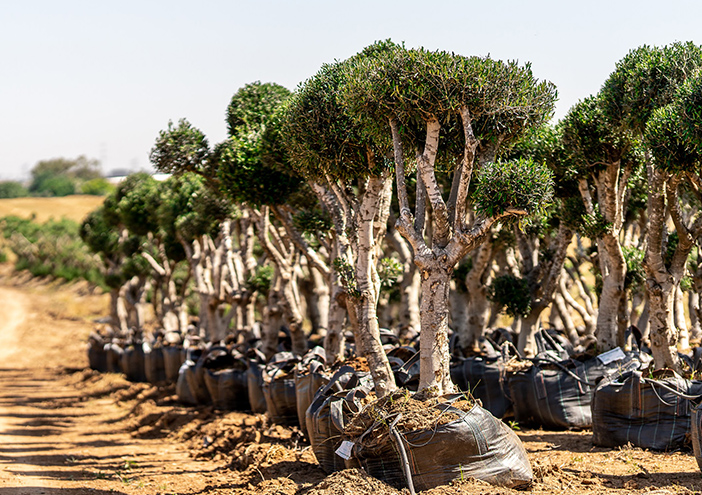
[0,195,104,223]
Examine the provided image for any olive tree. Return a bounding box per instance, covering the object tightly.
[600,42,702,369]
[343,43,556,396]
[645,71,702,368]
[283,58,397,396]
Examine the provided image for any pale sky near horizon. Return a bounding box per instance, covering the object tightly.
[1,0,700,181]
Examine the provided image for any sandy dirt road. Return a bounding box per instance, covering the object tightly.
[0,283,231,495]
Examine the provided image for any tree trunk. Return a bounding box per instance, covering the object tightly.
[324,288,347,364]
[647,280,679,368]
[675,285,689,350]
[595,235,627,351]
[417,264,455,395]
[517,309,543,357]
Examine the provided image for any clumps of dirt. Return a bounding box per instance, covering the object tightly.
[332,356,370,373]
[504,357,533,373]
[305,468,400,495]
[344,390,474,448]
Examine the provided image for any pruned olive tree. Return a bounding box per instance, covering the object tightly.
[560,95,644,351]
[282,58,397,396]
[342,42,556,396]
[600,42,702,369]
[216,82,316,357]
[150,118,261,343]
[645,70,702,368]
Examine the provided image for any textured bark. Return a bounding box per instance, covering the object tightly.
[461,242,493,352]
[418,264,455,395]
[675,285,690,350]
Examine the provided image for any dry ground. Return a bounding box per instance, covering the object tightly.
[0,195,104,223]
[1,267,702,494]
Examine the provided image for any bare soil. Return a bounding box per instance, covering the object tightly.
[1,267,702,494]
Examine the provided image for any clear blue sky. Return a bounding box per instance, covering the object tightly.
[1,0,700,181]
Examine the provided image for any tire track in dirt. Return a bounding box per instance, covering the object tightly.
[0,282,231,494]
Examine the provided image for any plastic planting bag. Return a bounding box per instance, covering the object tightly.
[143,342,167,384]
[263,352,300,425]
[306,366,373,474]
[202,347,250,411]
[176,348,210,406]
[593,369,702,450]
[343,392,532,491]
[450,338,511,419]
[247,349,268,414]
[88,338,108,372]
[162,345,184,382]
[692,402,702,470]
[120,343,147,382]
[295,347,329,439]
[105,342,124,373]
[388,346,420,391]
[506,331,646,429]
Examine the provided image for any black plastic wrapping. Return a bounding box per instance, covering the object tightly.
[592,369,702,450]
[247,352,267,414]
[163,345,184,382]
[88,340,108,372]
[202,347,250,411]
[120,344,146,382]
[176,348,210,405]
[144,344,167,384]
[451,342,510,419]
[306,366,372,474]
[105,342,123,373]
[506,347,645,429]
[347,396,532,490]
[692,402,702,470]
[295,347,329,439]
[263,352,300,425]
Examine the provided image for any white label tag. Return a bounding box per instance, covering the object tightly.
[598,347,626,365]
[335,440,354,460]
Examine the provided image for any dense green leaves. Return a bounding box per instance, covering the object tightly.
[488,274,532,318]
[472,158,553,218]
[227,81,291,137]
[149,119,211,176]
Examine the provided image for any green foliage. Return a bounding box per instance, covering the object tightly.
[246,264,274,294]
[115,173,160,236]
[472,158,553,219]
[80,178,115,196]
[332,257,360,298]
[378,257,403,290]
[623,246,645,292]
[292,208,332,236]
[647,72,702,174]
[488,274,532,318]
[216,82,302,206]
[215,135,301,206]
[282,59,388,181]
[227,81,291,137]
[29,156,101,197]
[560,95,631,175]
[1,215,105,287]
[342,41,556,153]
[601,42,702,134]
[0,181,29,198]
[149,119,211,176]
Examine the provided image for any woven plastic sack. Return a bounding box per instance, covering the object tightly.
[506,344,646,429]
[204,365,250,410]
[88,339,108,372]
[263,352,300,425]
[202,347,250,411]
[593,369,702,450]
[104,342,124,373]
[176,348,210,405]
[306,366,372,474]
[120,344,147,382]
[295,347,329,439]
[451,338,511,418]
[346,394,532,490]
[247,349,267,413]
[143,343,167,384]
[692,401,702,470]
[163,345,184,382]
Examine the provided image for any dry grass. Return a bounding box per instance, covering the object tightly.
[0,195,104,223]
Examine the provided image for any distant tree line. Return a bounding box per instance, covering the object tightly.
[0,156,114,198]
